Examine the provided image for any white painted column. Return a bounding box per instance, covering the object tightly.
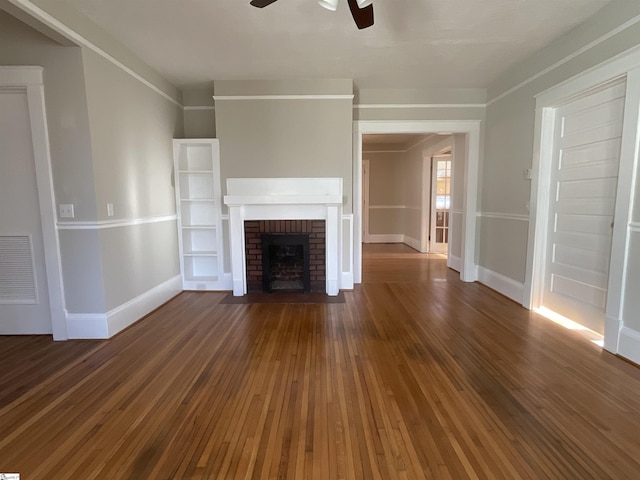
[326,204,341,296]
[228,205,246,296]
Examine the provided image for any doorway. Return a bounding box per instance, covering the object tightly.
[353,120,481,284]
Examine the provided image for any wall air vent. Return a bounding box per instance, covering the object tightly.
[0,235,38,304]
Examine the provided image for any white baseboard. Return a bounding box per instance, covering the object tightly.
[107,275,182,337]
[366,234,422,252]
[403,235,421,252]
[341,271,354,290]
[604,315,622,352]
[367,234,404,243]
[66,313,108,339]
[66,275,182,339]
[618,326,640,366]
[448,255,462,272]
[477,266,524,304]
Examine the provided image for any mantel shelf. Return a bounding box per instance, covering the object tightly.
[224,195,342,206]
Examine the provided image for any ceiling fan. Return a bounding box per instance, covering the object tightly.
[250,0,374,30]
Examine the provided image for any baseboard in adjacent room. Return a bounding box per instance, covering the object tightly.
[448,255,462,272]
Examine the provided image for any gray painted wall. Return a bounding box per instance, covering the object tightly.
[214,79,354,211]
[81,48,182,311]
[366,141,426,243]
[183,87,216,138]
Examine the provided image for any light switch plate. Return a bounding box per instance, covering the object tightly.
[107,203,114,217]
[59,204,75,218]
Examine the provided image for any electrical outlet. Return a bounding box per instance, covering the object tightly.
[59,204,75,218]
[196,283,206,290]
[523,168,533,180]
[106,203,114,217]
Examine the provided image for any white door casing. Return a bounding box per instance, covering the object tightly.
[362,159,370,242]
[0,67,67,339]
[541,81,625,334]
[526,52,640,354]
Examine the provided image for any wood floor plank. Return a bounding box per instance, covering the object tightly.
[1,244,640,478]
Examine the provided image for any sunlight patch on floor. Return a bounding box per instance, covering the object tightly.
[535,306,604,347]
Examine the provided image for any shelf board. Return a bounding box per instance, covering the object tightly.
[182,225,217,230]
[180,198,216,202]
[178,170,213,174]
[184,252,218,257]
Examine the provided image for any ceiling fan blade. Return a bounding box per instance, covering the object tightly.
[250,0,279,7]
[347,0,374,29]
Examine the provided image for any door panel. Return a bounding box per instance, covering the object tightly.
[0,89,51,334]
[543,81,624,334]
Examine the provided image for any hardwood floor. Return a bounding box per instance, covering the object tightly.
[1,244,639,479]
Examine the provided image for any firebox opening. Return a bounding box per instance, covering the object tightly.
[262,234,311,293]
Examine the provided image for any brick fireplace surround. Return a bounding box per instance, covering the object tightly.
[244,220,326,293]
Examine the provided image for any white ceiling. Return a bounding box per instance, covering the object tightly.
[62,0,614,90]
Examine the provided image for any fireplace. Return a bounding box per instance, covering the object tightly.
[244,220,325,293]
[263,234,309,292]
[224,178,342,296]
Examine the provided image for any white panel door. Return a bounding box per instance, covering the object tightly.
[0,89,52,334]
[543,81,625,334]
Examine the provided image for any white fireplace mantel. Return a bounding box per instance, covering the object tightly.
[224,178,343,296]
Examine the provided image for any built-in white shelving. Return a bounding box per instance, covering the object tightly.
[173,139,225,290]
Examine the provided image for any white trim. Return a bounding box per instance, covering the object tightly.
[1,67,68,340]
[630,222,640,232]
[448,255,462,272]
[6,0,182,108]
[618,326,640,366]
[0,66,45,85]
[367,234,405,243]
[365,234,421,251]
[355,103,486,109]
[213,95,354,101]
[342,214,354,290]
[66,275,182,339]
[66,313,108,339]
[487,15,640,106]
[480,212,529,222]
[56,214,177,230]
[183,106,215,111]
[478,266,525,304]
[107,274,182,337]
[354,120,480,285]
[403,235,421,252]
